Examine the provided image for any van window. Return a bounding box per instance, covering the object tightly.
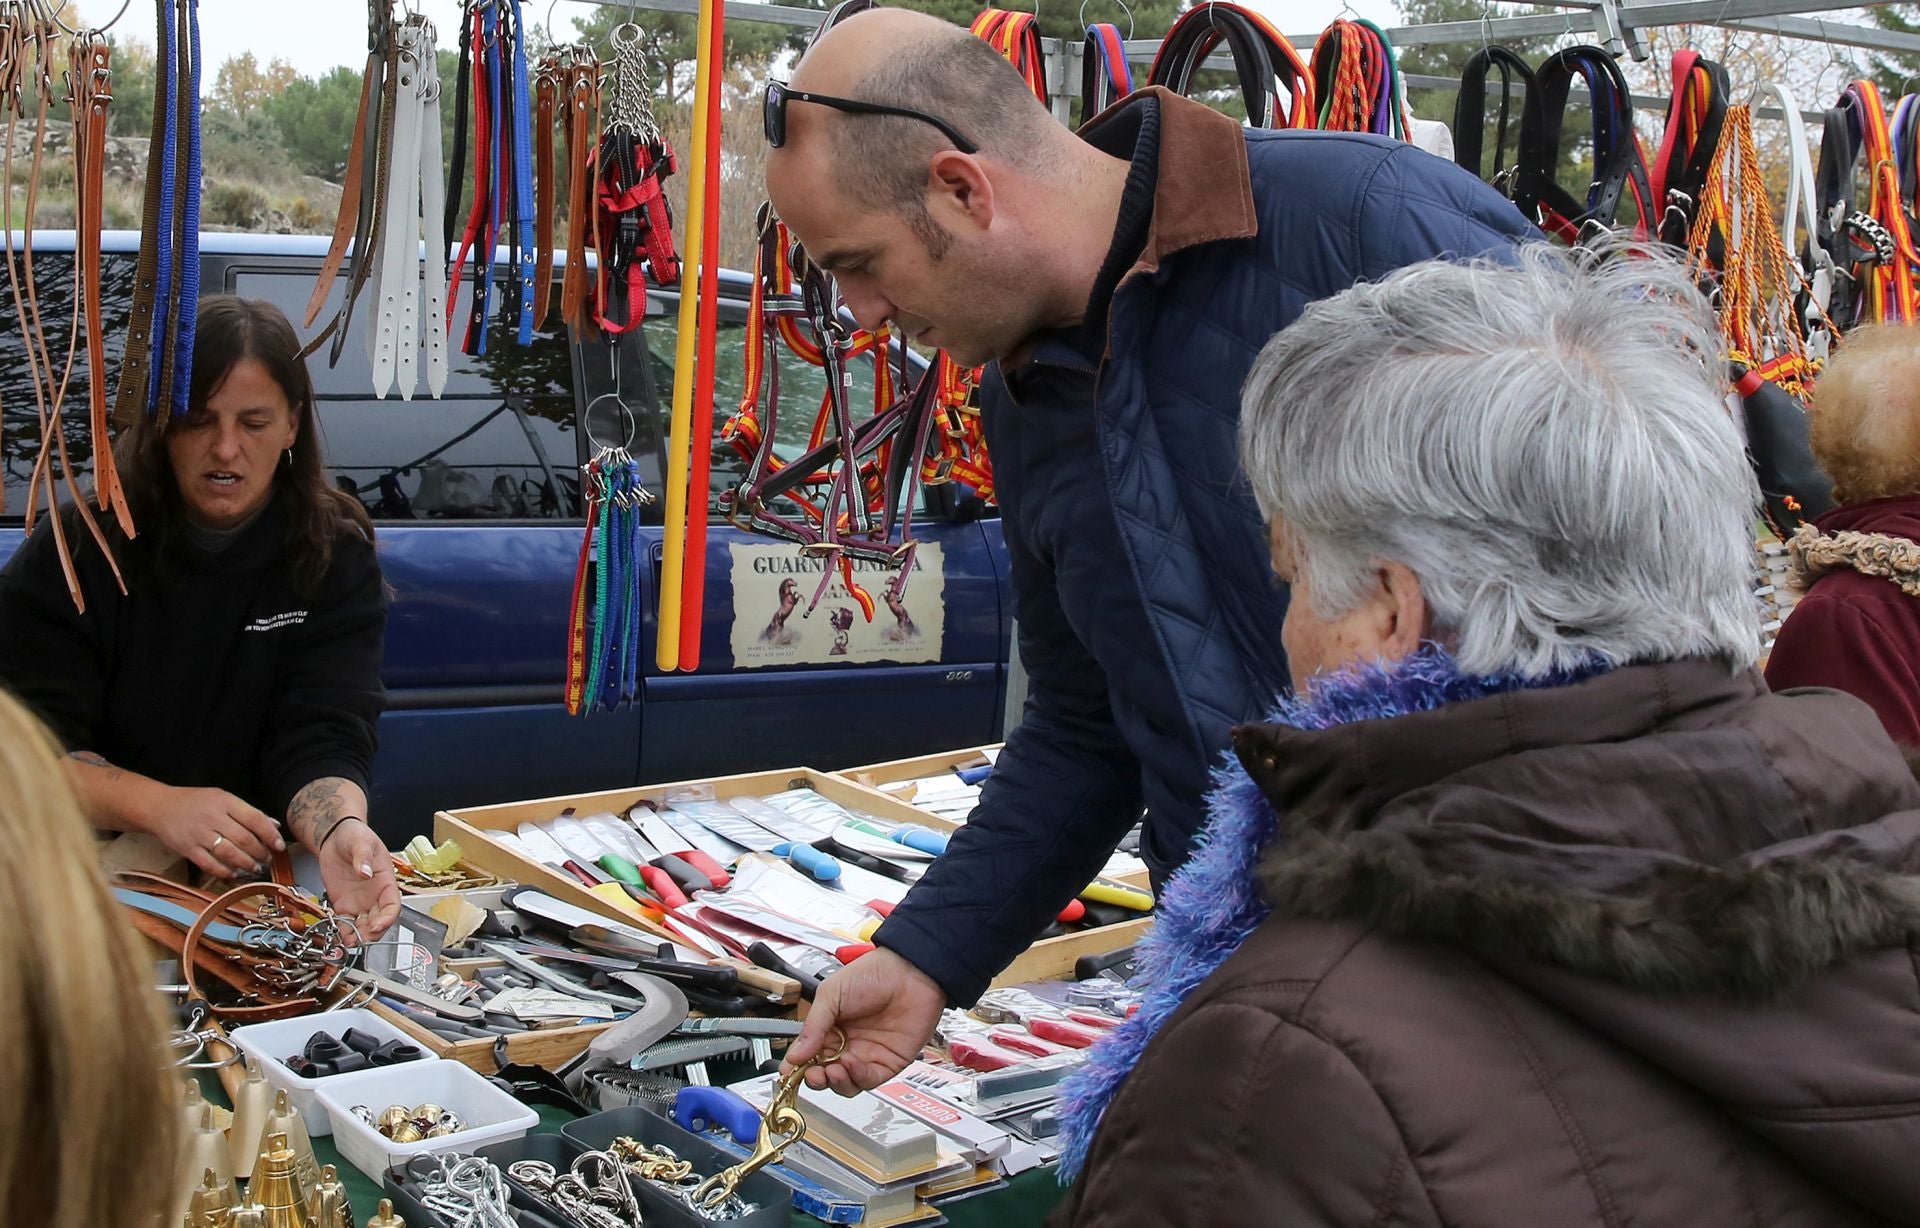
[232,268,582,522]
[0,252,137,519]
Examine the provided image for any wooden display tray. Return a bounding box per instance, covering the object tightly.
[834,744,1003,791]
[836,745,1154,897]
[435,766,1148,991]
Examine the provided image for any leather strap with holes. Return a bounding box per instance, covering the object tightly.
[534,55,558,328]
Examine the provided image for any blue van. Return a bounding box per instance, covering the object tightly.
[0,233,1013,838]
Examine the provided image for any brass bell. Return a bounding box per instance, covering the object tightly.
[248,1131,313,1228]
[227,1205,269,1228]
[183,1165,237,1228]
[257,1089,321,1191]
[365,1197,408,1228]
[229,1057,275,1178]
[375,1105,412,1137]
[389,1120,425,1144]
[303,1162,353,1228]
[174,1103,233,1225]
[411,1103,444,1122]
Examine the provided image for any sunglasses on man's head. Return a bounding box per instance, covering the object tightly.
[763,80,980,154]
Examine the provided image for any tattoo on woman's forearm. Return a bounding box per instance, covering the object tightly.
[287,778,353,850]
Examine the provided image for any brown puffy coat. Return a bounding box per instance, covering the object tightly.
[1054,661,1920,1227]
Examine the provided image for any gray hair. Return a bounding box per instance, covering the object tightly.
[1239,243,1762,677]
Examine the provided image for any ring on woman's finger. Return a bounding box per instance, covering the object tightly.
[211,834,225,849]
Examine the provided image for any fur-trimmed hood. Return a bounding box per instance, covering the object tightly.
[1233,658,1920,1222]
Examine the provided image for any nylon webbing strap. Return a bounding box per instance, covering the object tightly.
[1079,23,1132,121]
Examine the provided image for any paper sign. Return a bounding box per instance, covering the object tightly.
[729,542,945,667]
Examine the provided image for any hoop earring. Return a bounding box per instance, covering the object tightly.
[283,448,293,469]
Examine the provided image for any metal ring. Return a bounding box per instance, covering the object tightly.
[582,391,638,455]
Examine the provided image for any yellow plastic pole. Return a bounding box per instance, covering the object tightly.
[655,0,719,670]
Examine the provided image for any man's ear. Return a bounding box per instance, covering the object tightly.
[927,150,995,231]
[1378,560,1430,658]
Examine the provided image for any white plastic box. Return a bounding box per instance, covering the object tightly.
[314,1059,539,1181]
[228,1008,422,1136]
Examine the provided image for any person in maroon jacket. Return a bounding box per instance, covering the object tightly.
[1765,322,1920,747]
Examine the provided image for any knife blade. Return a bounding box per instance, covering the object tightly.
[670,801,842,882]
[583,812,701,903]
[631,805,733,889]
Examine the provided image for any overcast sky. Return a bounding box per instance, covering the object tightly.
[101,0,1405,78]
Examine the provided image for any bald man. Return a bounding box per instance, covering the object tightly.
[771,9,1535,1093]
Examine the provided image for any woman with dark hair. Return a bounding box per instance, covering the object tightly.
[0,295,399,936]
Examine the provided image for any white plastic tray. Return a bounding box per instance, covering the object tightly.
[314,1059,538,1181]
[227,1008,422,1136]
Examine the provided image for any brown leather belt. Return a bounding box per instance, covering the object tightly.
[561,50,598,331]
[302,5,399,363]
[72,35,131,539]
[533,55,558,327]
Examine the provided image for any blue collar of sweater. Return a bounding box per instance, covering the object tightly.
[1054,644,1607,1182]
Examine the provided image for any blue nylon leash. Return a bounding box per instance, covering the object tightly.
[148,0,178,415]
[169,0,203,416]
[509,0,537,345]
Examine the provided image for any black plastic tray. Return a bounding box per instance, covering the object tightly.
[381,1143,580,1228]
[562,1105,793,1228]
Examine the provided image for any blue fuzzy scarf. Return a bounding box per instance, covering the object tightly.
[1053,645,1606,1182]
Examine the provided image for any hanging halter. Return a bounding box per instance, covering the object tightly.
[1648,50,1729,250]
[1513,46,1653,244]
[1148,2,1314,130]
[1452,45,1538,191]
[1814,79,1920,327]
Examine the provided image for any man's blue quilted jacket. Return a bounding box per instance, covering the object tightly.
[876,91,1538,1004]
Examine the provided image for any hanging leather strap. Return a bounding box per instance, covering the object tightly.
[1452,45,1536,185]
[111,0,173,431]
[419,37,449,399]
[533,56,558,328]
[560,51,596,329]
[1649,50,1730,248]
[1148,1,1313,129]
[304,40,379,328]
[371,16,428,399]
[1514,46,1652,242]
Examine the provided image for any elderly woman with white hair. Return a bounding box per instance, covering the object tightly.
[1046,248,1920,1228]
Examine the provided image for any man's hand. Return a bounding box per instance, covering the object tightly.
[316,817,401,939]
[146,786,286,879]
[782,947,946,1095]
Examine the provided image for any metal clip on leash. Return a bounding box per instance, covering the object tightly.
[691,1029,845,1211]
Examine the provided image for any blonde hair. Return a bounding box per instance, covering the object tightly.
[0,689,178,1227]
[1810,323,1920,506]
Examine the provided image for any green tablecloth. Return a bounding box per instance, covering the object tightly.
[213,1083,1066,1227]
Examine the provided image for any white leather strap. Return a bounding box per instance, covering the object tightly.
[418,35,449,399]
[372,19,426,398]
[1771,82,1832,358]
